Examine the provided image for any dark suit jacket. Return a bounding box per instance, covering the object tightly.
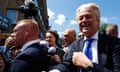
[9,43,49,72]
[52,33,120,72]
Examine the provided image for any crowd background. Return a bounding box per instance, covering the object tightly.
[0,2,120,72]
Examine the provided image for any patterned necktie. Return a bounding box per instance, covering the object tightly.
[84,39,94,60]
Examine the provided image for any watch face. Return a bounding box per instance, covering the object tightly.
[86,64,94,71]
[87,66,92,71]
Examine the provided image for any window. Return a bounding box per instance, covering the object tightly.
[34,0,38,7]
[7,9,18,24]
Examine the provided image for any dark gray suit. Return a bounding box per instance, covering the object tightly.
[51,33,120,72]
[9,43,49,72]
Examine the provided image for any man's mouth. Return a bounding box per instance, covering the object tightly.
[81,24,89,27]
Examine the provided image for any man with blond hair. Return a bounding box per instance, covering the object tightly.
[49,3,120,72]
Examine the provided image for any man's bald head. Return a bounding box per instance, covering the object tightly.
[63,28,76,46]
[11,19,40,47]
[16,19,39,36]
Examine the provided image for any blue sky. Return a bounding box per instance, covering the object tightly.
[46,0,120,38]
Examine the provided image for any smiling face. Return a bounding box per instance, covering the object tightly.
[45,32,56,47]
[76,6,100,38]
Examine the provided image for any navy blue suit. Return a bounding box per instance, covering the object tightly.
[51,33,120,72]
[9,43,49,72]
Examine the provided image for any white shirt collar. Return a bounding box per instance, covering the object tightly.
[84,31,98,40]
[20,39,39,52]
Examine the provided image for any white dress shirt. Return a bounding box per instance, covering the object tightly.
[83,32,99,64]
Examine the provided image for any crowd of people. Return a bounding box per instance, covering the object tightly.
[0,2,120,72]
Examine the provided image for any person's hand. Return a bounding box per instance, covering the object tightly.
[52,54,61,63]
[72,52,92,68]
[4,36,16,47]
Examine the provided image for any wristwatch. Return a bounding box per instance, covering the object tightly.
[86,63,94,71]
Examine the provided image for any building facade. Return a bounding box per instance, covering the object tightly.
[0,0,49,40]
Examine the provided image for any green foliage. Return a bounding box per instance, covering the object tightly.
[99,23,107,34]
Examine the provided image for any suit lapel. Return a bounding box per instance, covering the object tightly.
[78,38,85,52]
[76,38,85,72]
[98,34,108,65]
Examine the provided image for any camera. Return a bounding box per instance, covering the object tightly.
[18,1,37,18]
